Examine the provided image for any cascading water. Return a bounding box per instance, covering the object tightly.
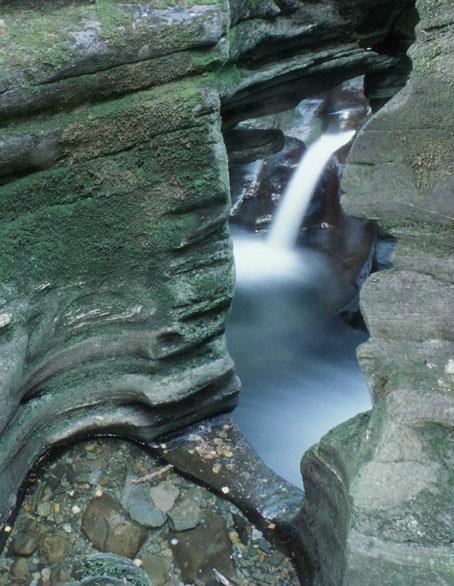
[228,124,372,486]
[233,129,356,284]
[269,130,355,250]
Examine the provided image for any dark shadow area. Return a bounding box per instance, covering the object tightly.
[362,0,419,111]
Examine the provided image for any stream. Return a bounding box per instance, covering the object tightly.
[228,238,370,487]
[227,86,372,487]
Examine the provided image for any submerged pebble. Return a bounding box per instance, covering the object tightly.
[0,438,299,586]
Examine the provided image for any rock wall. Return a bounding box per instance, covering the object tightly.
[299,0,454,584]
[0,0,407,533]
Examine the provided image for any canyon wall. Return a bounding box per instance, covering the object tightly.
[300,0,454,583]
[0,0,409,556]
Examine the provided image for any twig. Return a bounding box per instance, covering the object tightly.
[213,568,239,586]
[131,464,174,484]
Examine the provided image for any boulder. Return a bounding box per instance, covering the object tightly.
[167,497,201,532]
[121,473,167,529]
[81,495,146,558]
[299,0,454,584]
[41,530,70,564]
[169,512,233,583]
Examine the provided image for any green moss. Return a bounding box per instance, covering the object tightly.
[0,47,222,125]
[0,100,227,294]
[0,0,223,78]
[106,0,220,5]
[79,553,151,586]
[0,1,131,70]
[1,74,206,141]
[211,63,245,96]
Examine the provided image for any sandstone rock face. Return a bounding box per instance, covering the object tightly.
[299,1,454,584]
[0,0,407,532]
[0,0,238,530]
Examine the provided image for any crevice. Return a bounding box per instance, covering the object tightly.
[363,0,419,111]
[164,194,228,217]
[180,300,231,324]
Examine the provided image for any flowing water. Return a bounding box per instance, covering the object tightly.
[269,130,355,249]
[228,130,371,487]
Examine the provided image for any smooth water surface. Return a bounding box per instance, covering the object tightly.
[228,234,371,487]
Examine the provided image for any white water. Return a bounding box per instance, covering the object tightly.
[229,227,371,486]
[268,130,355,250]
[228,127,372,486]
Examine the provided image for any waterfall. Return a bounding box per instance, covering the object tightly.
[233,128,356,286]
[229,128,369,487]
[268,130,355,250]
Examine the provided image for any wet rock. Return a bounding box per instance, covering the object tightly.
[88,468,103,486]
[224,128,285,166]
[50,561,74,584]
[46,462,66,490]
[11,524,40,556]
[230,136,306,233]
[142,552,172,586]
[149,481,179,513]
[167,498,201,531]
[121,473,167,528]
[36,501,51,517]
[82,494,146,558]
[170,513,233,583]
[232,513,249,545]
[127,500,166,529]
[11,557,29,582]
[151,415,304,545]
[42,531,70,564]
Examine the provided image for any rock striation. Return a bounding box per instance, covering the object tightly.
[299,0,454,584]
[0,0,409,533]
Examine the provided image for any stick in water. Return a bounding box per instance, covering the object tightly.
[213,568,239,586]
[131,464,174,484]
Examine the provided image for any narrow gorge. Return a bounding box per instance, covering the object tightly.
[0,1,452,585]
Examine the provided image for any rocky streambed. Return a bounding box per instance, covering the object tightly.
[0,437,299,586]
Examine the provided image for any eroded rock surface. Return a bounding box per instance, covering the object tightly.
[0,0,410,538]
[299,0,454,584]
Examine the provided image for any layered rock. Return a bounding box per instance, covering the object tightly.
[299,0,454,584]
[0,0,238,530]
[0,0,408,533]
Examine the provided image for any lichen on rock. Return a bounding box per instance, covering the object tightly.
[299,0,454,584]
[0,6,426,583]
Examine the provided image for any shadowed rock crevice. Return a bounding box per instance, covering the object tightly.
[363,0,419,110]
